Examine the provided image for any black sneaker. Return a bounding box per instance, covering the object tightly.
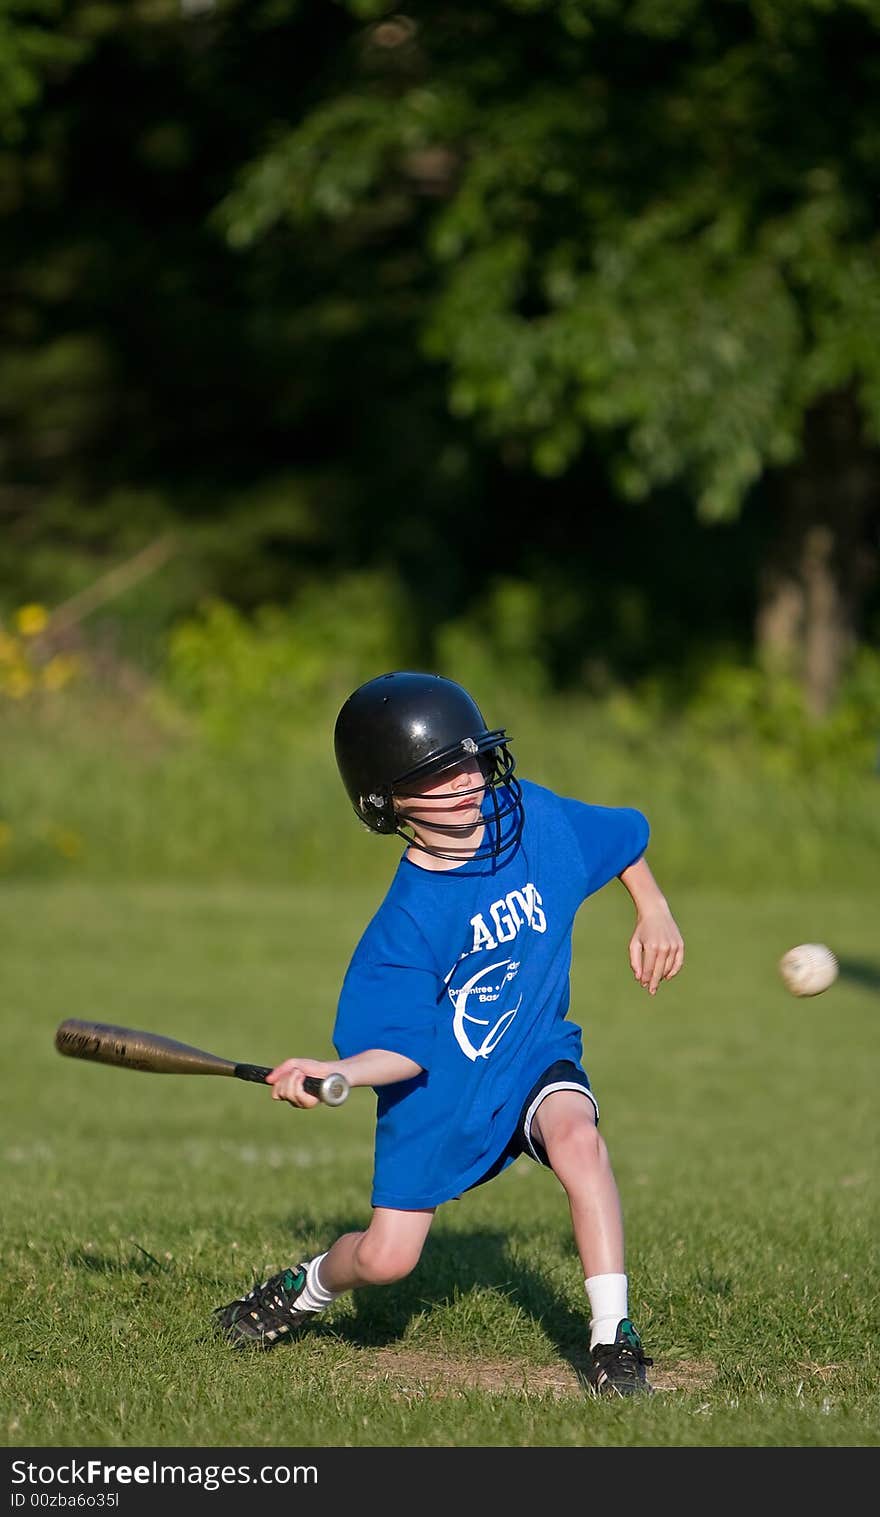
[587,1318,654,1397]
[213,1264,316,1350]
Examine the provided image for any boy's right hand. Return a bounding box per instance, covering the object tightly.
[266,1058,342,1108]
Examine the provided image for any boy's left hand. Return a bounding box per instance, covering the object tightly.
[629,909,684,995]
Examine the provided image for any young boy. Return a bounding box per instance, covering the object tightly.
[214,671,684,1396]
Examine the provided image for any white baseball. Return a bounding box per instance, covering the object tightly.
[778,943,838,997]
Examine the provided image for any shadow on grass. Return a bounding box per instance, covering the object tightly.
[62,1214,594,1383]
[836,956,880,993]
[278,1211,593,1387]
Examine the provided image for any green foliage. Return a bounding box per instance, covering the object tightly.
[1,588,877,889]
[164,584,880,779]
[0,0,877,717]
[165,572,413,746]
[220,0,880,518]
[0,0,87,142]
[435,577,550,701]
[684,647,880,772]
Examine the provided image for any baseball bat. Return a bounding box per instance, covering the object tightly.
[53,1018,350,1106]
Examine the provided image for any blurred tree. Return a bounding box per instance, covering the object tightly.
[0,0,504,669]
[0,0,86,144]
[1,0,878,710]
[219,0,880,712]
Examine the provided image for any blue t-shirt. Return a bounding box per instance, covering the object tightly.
[333,778,648,1209]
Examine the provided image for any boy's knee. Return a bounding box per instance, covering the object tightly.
[546,1118,606,1175]
[355,1235,422,1286]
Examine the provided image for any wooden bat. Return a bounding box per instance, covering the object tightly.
[53,1018,350,1106]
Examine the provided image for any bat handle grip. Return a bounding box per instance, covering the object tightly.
[235,1063,349,1106]
[303,1073,350,1106]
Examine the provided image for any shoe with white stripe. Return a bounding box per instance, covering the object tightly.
[213,1264,316,1349]
[587,1318,654,1397]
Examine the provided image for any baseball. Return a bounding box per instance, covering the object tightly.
[778,943,838,997]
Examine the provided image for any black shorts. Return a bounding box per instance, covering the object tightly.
[467,1058,599,1192]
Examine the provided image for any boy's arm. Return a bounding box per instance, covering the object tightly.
[267,1048,422,1108]
[618,855,684,996]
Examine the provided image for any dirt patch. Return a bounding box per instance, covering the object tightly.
[353,1348,716,1399]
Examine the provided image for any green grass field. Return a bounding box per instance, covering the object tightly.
[2,878,877,1448]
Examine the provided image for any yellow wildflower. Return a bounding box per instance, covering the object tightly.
[15,604,49,637]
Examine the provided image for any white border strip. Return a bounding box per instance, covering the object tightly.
[523,1081,600,1161]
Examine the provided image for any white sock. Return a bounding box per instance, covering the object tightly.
[296,1252,339,1313]
[585,1272,628,1350]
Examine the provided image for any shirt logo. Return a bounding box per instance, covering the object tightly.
[449,959,522,1062]
[469,884,546,952]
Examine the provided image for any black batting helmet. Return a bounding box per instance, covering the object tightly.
[333,671,523,862]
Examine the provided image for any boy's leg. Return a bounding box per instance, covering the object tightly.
[213,1206,435,1350]
[530,1090,625,1280]
[531,1090,652,1396]
[318,1206,436,1292]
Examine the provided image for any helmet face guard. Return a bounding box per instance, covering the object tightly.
[334,672,524,864]
[386,741,523,864]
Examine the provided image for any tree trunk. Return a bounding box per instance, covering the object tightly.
[755,390,879,718]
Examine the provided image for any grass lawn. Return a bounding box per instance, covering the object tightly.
[2,879,877,1448]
